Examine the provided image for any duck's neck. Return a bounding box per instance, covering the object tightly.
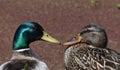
[13,30,29,50]
[11,48,40,60]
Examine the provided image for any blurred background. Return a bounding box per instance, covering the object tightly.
[0,0,120,70]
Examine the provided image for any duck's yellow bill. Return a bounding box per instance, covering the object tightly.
[41,31,61,44]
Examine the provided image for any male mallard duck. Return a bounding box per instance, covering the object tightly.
[63,24,120,70]
[0,22,60,70]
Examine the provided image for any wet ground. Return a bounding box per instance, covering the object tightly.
[0,0,120,70]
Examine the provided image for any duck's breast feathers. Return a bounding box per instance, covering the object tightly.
[0,59,37,70]
[0,61,11,70]
[34,60,49,70]
[0,59,49,70]
[65,47,120,70]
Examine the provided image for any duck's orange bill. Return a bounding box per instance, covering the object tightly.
[63,35,82,46]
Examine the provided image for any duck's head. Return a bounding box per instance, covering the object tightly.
[13,22,60,50]
[63,24,108,48]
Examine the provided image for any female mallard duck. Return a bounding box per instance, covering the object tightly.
[0,22,60,70]
[63,24,120,70]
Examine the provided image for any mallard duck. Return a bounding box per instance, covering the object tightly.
[0,22,60,70]
[63,24,120,70]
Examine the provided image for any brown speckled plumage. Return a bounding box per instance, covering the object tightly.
[64,24,120,70]
[65,44,120,70]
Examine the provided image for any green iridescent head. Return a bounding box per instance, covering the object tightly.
[13,22,60,50]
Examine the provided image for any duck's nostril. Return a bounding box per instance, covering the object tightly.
[46,35,49,37]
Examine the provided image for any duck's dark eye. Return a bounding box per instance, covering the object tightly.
[31,26,37,30]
